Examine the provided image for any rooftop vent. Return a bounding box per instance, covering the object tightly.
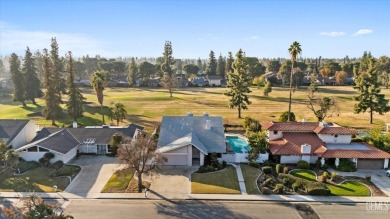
[203,112,209,117]
[72,121,78,128]
[302,118,307,123]
[187,112,193,117]
[206,120,211,130]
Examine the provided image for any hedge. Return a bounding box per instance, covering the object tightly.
[296,160,310,169]
[262,166,272,174]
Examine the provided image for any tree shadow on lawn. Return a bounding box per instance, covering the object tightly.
[328,183,355,193]
[154,200,252,219]
[251,95,307,104]
[317,87,357,95]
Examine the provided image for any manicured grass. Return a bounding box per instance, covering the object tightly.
[290,170,371,196]
[101,168,134,193]
[0,167,71,192]
[290,170,317,182]
[191,166,240,194]
[240,164,261,194]
[1,86,389,131]
[327,181,371,196]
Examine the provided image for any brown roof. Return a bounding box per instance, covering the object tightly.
[314,126,355,135]
[319,143,390,159]
[269,132,325,155]
[261,121,319,132]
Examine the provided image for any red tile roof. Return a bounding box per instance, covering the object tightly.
[269,132,325,155]
[319,143,390,159]
[314,126,355,135]
[261,121,320,132]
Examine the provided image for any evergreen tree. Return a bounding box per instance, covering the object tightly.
[41,49,61,126]
[225,52,234,77]
[91,70,107,124]
[206,50,217,75]
[263,81,272,97]
[354,58,390,124]
[50,38,66,102]
[217,53,226,78]
[22,47,42,104]
[159,41,177,97]
[9,53,26,106]
[224,49,252,118]
[65,51,85,122]
[127,57,138,87]
[197,58,203,72]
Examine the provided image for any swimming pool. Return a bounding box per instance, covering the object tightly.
[226,136,251,153]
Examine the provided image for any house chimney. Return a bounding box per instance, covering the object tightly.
[301,144,311,154]
[302,118,307,123]
[206,120,211,130]
[203,112,209,117]
[319,121,328,127]
[72,121,77,128]
[187,112,193,117]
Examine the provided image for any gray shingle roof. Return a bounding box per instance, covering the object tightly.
[0,119,30,145]
[157,116,226,153]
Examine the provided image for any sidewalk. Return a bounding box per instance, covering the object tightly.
[1,191,389,203]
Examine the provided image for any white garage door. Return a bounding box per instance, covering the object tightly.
[163,154,188,166]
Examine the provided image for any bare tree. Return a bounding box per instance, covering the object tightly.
[118,134,165,193]
[307,92,338,122]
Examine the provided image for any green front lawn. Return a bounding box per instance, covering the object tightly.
[191,166,240,194]
[327,181,371,196]
[101,168,134,193]
[241,165,261,194]
[290,170,317,182]
[290,169,370,196]
[0,167,72,192]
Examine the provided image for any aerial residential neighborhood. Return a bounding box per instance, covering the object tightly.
[1,0,390,218]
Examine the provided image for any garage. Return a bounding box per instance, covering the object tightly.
[162,154,189,166]
[357,159,384,169]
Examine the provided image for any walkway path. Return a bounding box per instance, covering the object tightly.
[235,164,247,195]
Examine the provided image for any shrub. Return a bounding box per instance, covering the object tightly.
[198,165,214,173]
[279,111,296,122]
[283,166,289,174]
[337,159,356,172]
[217,163,224,170]
[209,153,219,168]
[292,182,300,192]
[243,117,254,129]
[38,157,47,166]
[331,172,337,180]
[322,171,329,179]
[279,173,329,195]
[17,161,39,173]
[262,166,272,174]
[262,178,273,186]
[222,161,227,168]
[262,160,271,166]
[282,177,290,185]
[43,152,55,160]
[56,165,81,177]
[276,164,284,174]
[307,188,331,196]
[261,187,272,195]
[273,184,284,194]
[365,175,371,181]
[249,161,260,168]
[51,161,64,170]
[297,160,310,169]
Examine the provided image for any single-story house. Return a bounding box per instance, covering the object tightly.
[191,77,208,87]
[157,113,226,166]
[262,121,390,169]
[16,124,144,164]
[0,119,37,149]
[207,75,222,86]
[148,77,161,87]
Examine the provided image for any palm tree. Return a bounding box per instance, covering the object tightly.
[109,102,127,126]
[287,41,302,122]
[90,71,107,124]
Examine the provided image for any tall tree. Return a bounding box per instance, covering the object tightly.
[287,41,302,122]
[217,53,226,78]
[42,49,61,126]
[267,60,281,73]
[127,57,138,87]
[50,38,66,102]
[91,70,107,124]
[109,102,127,126]
[247,131,268,164]
[263,81,272,97]
[65,51,85,122]
[224,49,252,118]
[197,58,203,72]
[205,50,217,75]
[225,52,234,75]
[159,41,177,97]
[0,59,6,77]
[353,58,390,124]
[376,56,390,88]
[22,47,42,104]
[183,64,199,75]
[307,91,338,122]
[138,61,156,81]
[9,53,26,106]
[118,134,164,193]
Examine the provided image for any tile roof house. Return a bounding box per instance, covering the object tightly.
[16,124,144,164]
[262,121,390,169]
[0,119,37,149]
[157,113,225,166]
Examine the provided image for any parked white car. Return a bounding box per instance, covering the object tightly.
[387,170,390,177]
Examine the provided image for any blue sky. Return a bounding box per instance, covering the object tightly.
[0,0,389,59]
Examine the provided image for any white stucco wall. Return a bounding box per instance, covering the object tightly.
[10,121,37,149]
[162,145,192,166]
[19,147,77,164]
[220,152,269,163]
[310,155,318,164]
[280,155,301,164]
[317,134,351,144]
[268,130,283,140]
[62,147,78,163]
[209,79,221,86]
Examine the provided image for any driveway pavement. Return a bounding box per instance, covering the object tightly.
[65,155,123,197]
[332,169,390,196]
[148,166,197,198]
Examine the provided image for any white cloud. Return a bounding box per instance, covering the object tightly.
[250,36,259,40]
[319,31,346,37]
[0,21,111,57]
[353,29,373,36]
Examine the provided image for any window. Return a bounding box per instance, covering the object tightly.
[273,131,278,135]
[335,135,338,137]
[27,146,38,152]
[39,147,49,152]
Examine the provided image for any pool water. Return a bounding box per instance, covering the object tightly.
[226,136,251,153]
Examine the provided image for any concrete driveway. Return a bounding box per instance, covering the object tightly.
[334,169,390,196]
[65,155,123,197]
[148,166,197,198]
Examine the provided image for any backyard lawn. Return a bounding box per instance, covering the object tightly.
[290,169,371,196]
[191,166,240,194]
[0,167,74,192]
[240,164,262,194]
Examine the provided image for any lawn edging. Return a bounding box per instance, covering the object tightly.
[255,172,263,194]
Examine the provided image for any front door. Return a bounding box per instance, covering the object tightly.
[97,145,106,154]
